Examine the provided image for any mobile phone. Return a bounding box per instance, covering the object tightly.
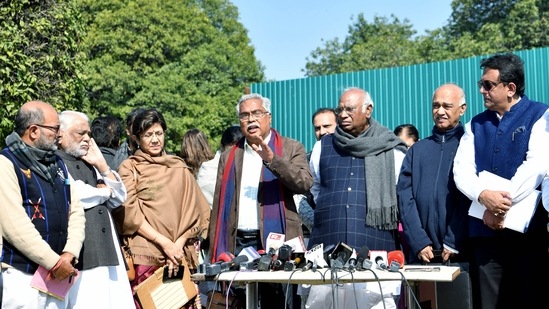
[430,250,443,264]
[163,265,184,280]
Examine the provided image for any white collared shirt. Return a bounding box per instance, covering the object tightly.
[454,105,549,204]
[237,132,272,230]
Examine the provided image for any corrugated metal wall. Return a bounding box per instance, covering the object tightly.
[250,46,549,152]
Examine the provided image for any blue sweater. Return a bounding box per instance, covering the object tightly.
[397,124,470,263]
[469,95,548,237]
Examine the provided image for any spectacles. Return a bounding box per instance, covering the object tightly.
[142,131,164,140]
[477,80,503,92]
[238,109,270,121]
[31,124,60,134]
[334,106,360,116]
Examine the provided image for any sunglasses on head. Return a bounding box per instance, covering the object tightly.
[477,80,504,92]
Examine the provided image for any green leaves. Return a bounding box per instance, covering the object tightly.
[0,0,85,147]
[304,0,549,77]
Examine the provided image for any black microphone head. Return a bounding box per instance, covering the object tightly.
[278,244,292,261]
[357,246,370,261]
[230,255,249,267]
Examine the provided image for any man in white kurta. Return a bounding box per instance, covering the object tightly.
[57,111,134,308]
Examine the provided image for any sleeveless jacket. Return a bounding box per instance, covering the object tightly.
[470,96,548,237]
[1,148,71,274]
[56,151,119,270]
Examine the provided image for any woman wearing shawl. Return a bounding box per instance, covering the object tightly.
[116,108,210,309]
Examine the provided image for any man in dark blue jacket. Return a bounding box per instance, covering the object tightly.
[397,83,470,264]
[454,53,549,309]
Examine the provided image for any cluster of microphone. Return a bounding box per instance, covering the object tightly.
[197,240,406,276]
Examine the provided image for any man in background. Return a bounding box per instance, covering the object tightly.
[394,123,419,148]
[0,101,85,308]
[312,107,337,143]
[296,107,337,238]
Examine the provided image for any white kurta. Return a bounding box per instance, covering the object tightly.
[66,171,134,308]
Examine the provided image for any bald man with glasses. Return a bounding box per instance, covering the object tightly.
[0,101,85,308]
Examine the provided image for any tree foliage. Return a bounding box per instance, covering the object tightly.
[0,0,85,147]
[305,0,549,77]
[304,14,419,76]
[77,0,264,152]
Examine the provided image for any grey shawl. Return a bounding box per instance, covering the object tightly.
[5,132,59,184]
[333,119,407,230]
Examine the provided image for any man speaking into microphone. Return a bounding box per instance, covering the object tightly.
[208,94,313,309]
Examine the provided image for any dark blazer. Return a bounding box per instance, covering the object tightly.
[208,135,313,256]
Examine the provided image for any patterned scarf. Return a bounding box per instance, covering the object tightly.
[211,129,286,261]
[5,132,58,183]
[333,119,407,230]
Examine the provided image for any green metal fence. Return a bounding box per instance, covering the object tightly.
[250,47,549,152]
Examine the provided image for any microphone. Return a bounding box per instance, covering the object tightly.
[311,258,319,272]
[221,255,249,271]
[370,250,388,270]
[304,243,330,270]
[198,255,249,275]
[351,246,370,271]
[302,260,314,272]
[330,242,353,268]
[277,244,293,262]
[284,255,304,271]
[271,244,293,270]
[216,251,235,263]
[387,250,405,272]
[331,252,347,270]
[258,247,277,271]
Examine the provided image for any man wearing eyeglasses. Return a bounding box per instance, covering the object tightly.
[309,87,407,250]
[307,87,407,306]
[453,53,549,309]
[209,93,312,309]
[0,101,85,308]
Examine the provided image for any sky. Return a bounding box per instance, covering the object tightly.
[231,0,454,81]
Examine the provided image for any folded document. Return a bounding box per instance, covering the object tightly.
[468,171,541,233]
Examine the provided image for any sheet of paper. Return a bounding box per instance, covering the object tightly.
[468,171,540,233]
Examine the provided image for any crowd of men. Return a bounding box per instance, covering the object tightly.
[1,52,547,309]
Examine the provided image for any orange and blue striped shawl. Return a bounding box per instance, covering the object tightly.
[211,129,287,262]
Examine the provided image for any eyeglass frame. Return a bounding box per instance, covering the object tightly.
[238,109,270,121]
[29,124,60,134]
[141,131,164,140]
[477,79,505,92]
[334,105,364,116]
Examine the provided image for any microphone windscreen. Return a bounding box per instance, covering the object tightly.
[387,250,405,268]
[232,255,249,265]
[357,246,370,260]
[217,252,235,262]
